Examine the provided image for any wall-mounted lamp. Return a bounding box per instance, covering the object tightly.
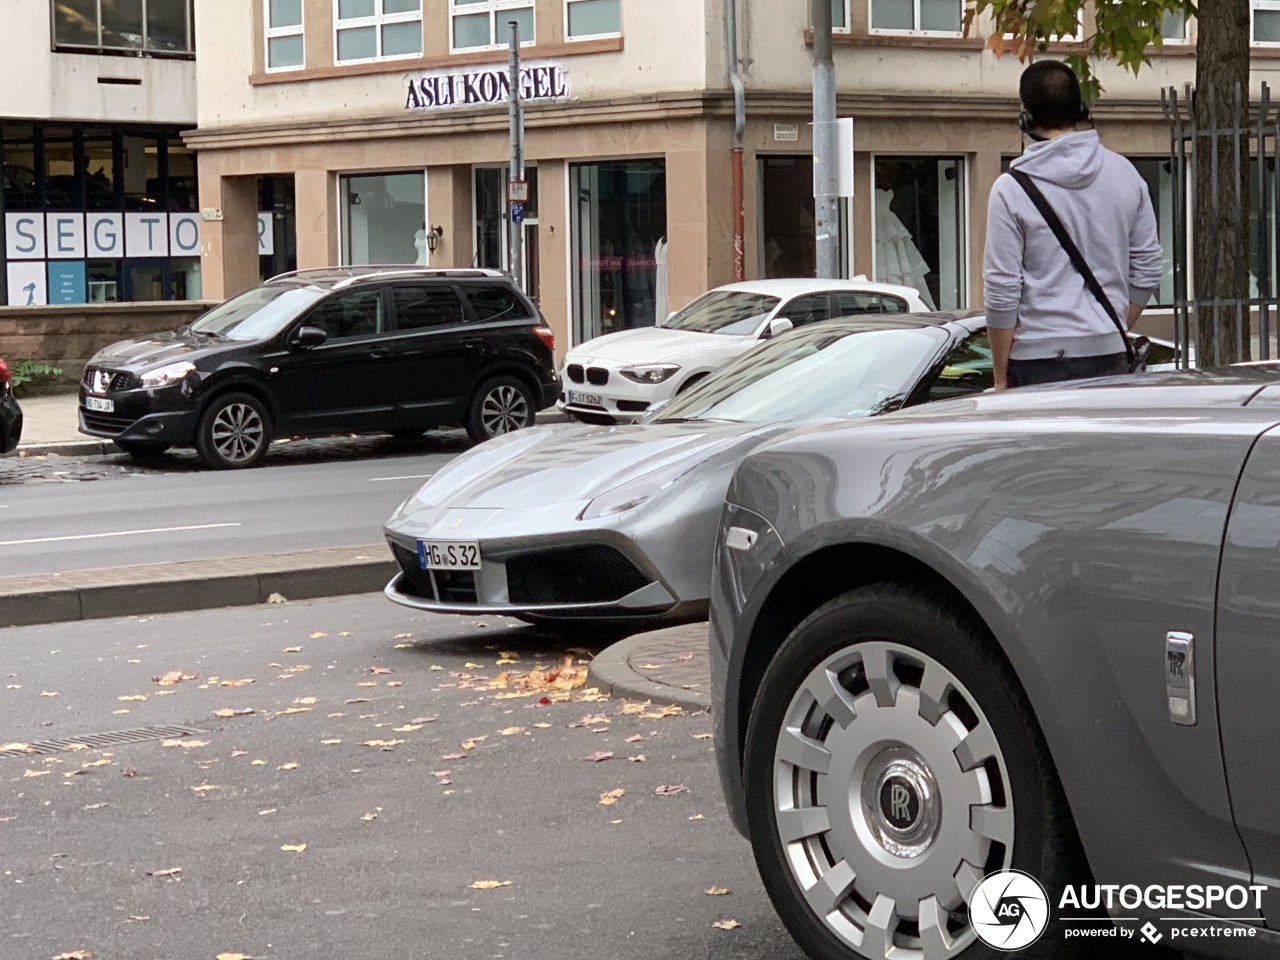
[425,225,445,253]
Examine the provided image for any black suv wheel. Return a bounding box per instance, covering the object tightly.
[466,375,535,443]
[196,392,273,469]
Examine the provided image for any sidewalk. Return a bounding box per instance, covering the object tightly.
[586,622,711,712]
[14,392,570,457]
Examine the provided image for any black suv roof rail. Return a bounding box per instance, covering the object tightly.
[266,266,508,287]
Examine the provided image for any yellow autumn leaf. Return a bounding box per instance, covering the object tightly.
[637,663,664,669]
[599,788,625,806]
[464,662,482,669]
[430,665,444,671]
[250,759,266,766]
[294,697,318,705]
[360,811,379,822]
[280,844,307,853]
[320,739,342,745]
[705,886,732,896]
[498,727,524,736]
[469,880,512,890]
[393,724,423,733]
[278,762,299,770]
[712,919,741,930]
[533,723,553,729]
[267,593,287,604]
[22,769,50,778]
[41,691,59,698]
[460,736,487,751]
[694,733,714,740]
[0,743,33,753]
[258,808,276,816]
[356,681,377,688]
[216,953,252,960]
[82,759,111,768]
[362,740,405,748]
[689,814,705,821]
[191,784,219,794]
[117,695,148,702]
[310,632,328,639]
[284,646,303,653]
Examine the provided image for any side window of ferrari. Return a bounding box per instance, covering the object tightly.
[926,332,994,401]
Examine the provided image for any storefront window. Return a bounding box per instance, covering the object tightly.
[451,0,534,50]
[570,160,666,344]
[340,171,426,265]
[759,155,815,279]
[335,0,423,62]
[473,166,539,301]
[52,0,194,54]
[266,0,305,70]
[1128,158,1177,307]
[566,0,621,38]
[872,156,965,310]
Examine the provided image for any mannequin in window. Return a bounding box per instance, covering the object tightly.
[414,228,428,266]
[874,166,936,309]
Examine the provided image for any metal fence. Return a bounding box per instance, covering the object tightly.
[1161,82,1280,366]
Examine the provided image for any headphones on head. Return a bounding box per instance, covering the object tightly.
[1019,64,1092,139]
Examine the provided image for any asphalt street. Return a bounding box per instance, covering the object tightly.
[0,592,805,960]
[0,436,474,577]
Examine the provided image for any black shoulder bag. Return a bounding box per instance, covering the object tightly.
[1009,169,1149,373]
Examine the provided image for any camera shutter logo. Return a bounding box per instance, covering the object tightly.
[968,870,1050,950]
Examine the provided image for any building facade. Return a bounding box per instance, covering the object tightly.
[188,0,1280,353]
[1,0,200,308]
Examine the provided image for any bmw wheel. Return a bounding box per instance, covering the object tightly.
[743,581,1086,960]
[466,375,535,443]
[195,392,272,470]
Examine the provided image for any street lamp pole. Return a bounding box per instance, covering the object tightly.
[508,21,525,291]
[811,0,839,279]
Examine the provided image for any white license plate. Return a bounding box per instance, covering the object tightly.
[84,396,115,413]
[417,540,482,571]
[569,391,603,406]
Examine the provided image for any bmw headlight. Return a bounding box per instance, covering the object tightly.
[620,364,680,385]
[140,361,196,389]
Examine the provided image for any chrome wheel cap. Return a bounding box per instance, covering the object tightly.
[772,641,1014,960]
[481,385,530,437]
[210,403,265,463]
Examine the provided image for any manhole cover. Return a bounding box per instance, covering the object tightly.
[0,725,208,759]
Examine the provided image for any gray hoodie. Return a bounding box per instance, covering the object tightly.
[984,130,1163,360]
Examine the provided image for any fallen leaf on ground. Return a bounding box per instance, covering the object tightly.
[460,736,487,751]
[641,705,684,720]
[161,739,208,750]
[41,691,59,698]
[125,916,149,922]
[320,739,342,746]
[676,652,695,661]
[625,734,645,743]
[386,681,403,688]
[310,632,328,639]
[278,762,299,771]
[533,723,552,729]
[231,750,248,758]
[147,867,181,878]
[430,665,444,672]
[619,702,649,715]
[81,759,111,768]
[258,808,276,816]
[0,743,33,753]
[216,954,251,960]
[219,679,255,687]
[283,647,303,654]
[356,682,377,688]
[440,752,466,761]
[152,671,197,686]
[393,724,423,733]
[52,949,95,959]
[499,727,524,736]
[122,768,139,778]
[599,789,625,806]
[394,632,412,639]
[369,667,394,675]
[213,708,255,718]
[655,784,689,796]
[22,770,50,778]
[578,713,609,726]
[345,698,371,705]
[190,784,219,794]
[294,697,318,705]
[112,709,129,715]
[280,844,306,853]
[464,662,482,669]
[629,754,647,763]
[706,886,732,896]
[637,663,664,670]
[266,707,311,718]
[689,814,705,821]
[268,594,287,604]
[117,695,148,702]
[470,880,512,890]
[693,733,714,740]
[583,751,614,762]
[250,759,266,766]
[712,919,741,930]
[362,740,405,748]
[409,716,438,724]
[360,811,379,822]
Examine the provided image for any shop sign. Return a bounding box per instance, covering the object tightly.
[7,261,47,306]
[47,262,87,305]
[6,212,204,262]
[405,62,570,111]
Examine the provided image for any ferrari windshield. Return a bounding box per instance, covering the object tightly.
[190,284,326,341]
[651,323,948,424]
[662,290,781,336]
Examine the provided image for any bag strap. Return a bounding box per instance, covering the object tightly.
[1008,169,1134,367]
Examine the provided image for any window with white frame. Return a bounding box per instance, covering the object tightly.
[266,0,305,70]
[566,0,621,39]
[1254,0,1280,43]
[1159,10,1188,41]
[334,0,422,63]
[833,0,850,30]
[451,0,534,51]
[870,0,962,34]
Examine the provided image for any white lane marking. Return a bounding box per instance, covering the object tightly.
[368,474,434,483]
[0,523,241,547]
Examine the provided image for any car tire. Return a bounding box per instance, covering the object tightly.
[743,580,1088,960]
[466,375,536,444]
[195,392,273,470]
[113,439,171,459]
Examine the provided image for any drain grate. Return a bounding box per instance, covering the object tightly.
[0,725,208,759]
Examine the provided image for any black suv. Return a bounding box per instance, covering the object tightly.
[79,267,560,469]
[0,358,22,455]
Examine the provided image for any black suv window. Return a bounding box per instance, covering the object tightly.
[466,284,527,322]
[305,290,383,341]
[781,293,832,327]
[392,285,468,330]
[925,332,994,401]
[837,291,909,315]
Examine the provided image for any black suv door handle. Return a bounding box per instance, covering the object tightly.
[368,349,390,360]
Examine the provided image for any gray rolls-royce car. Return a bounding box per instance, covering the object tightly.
[712,372,1280,959]
[383,312,996,627]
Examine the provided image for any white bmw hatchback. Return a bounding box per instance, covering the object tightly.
[559,278,930,422]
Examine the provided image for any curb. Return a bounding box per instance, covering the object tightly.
[587,624,712,713]
[14,411,573,459]
[0,544,396,629]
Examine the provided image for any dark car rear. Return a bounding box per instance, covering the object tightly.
[0,359,22,455]
[78,267,559,469]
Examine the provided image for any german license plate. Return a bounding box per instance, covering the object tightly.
[417,540,482,571]
[84,396,115,413]
[569,391,603,406]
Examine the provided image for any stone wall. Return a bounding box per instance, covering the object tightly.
[0,302,214,394]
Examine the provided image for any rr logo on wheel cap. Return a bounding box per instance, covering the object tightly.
[879,776,920,831]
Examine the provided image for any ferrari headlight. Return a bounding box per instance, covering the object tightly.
[578,436,743,521]
[140,361,195,389]
[620,364,681,385]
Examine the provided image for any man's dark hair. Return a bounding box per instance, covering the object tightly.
[1020,60,1085,130]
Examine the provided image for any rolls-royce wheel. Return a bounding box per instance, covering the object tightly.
[466,376,535,444]
[195,392,272,470]
[743,581,1086,960]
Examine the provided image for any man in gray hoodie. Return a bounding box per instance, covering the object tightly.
[985,61,1164,389]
